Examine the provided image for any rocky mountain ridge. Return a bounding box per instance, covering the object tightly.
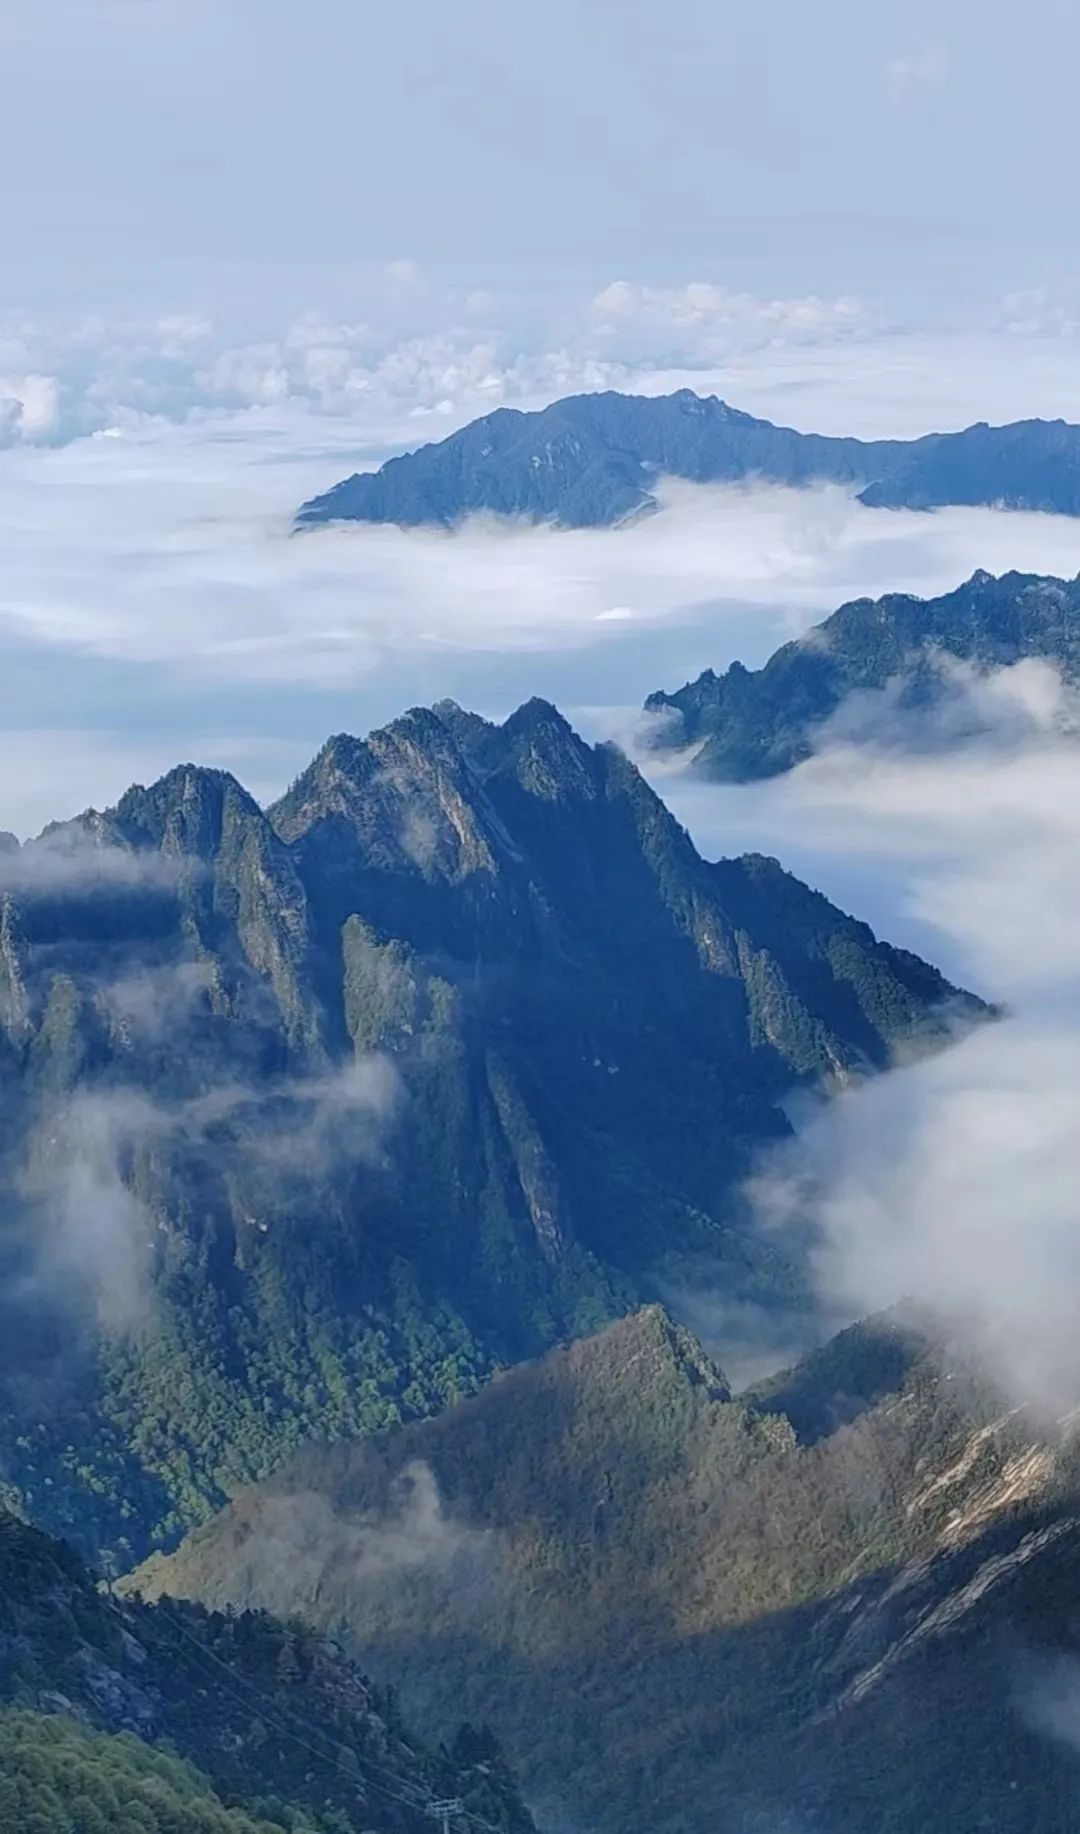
[0,698,980,1562]
[647,568,1080,778]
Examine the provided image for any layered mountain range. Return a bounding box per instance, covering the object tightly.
[0,698,977,1563]
[296,389,1080,529]
[130,1304,1080,1834]
[647,568,1080,779]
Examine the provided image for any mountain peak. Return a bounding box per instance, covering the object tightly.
[501,695,573,737]
[279,712,473,807]
[119,761,253,812]
[487,698,602,803]
[0,690,979,1587]
[111,764,262,856]
[432,696,494,733]
[577,1301,732,1400]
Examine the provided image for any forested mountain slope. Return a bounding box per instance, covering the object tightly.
[0,1507,533,1834]
[132,1307,1080,1834]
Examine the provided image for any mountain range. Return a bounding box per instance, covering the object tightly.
[129,1303,1080,1834]
[296,389,1080,529]
[646,568,1080,778]
[0,697,978,1566]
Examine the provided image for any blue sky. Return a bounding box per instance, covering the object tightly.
[0,0,1076,296]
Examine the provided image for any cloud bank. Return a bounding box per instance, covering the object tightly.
[18,456,1080,685]
[3,272,1080,837]
[658,703,1080,1415]
[6,400,1080,836]
[5,273,1080,452]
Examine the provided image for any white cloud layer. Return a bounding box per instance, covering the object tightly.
[23,1054,400,1337]
[14,447,1080,686]
[658,715,1080,1414]
[5,275,1080,453]
[1,267,1080,1436]
[2,362,1080,835]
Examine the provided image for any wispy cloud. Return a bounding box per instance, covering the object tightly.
[590,281,865,360]
[0,834,185,897]
[173,1458,499,1630]
[19,1050,401,1338]
[21,1086,163,1336]
[886,44,951,109]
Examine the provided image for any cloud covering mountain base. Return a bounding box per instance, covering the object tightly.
[7,410,1080,832]
[659,711,1080,1414]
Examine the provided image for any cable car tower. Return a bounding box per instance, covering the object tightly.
[427,1798,465,1834]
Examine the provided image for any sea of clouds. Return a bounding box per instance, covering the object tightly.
[2,269,1080,832]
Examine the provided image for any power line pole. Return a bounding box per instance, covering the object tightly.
[427,1798,465,1834]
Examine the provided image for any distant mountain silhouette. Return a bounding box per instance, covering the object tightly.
[297,389,1080,528]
